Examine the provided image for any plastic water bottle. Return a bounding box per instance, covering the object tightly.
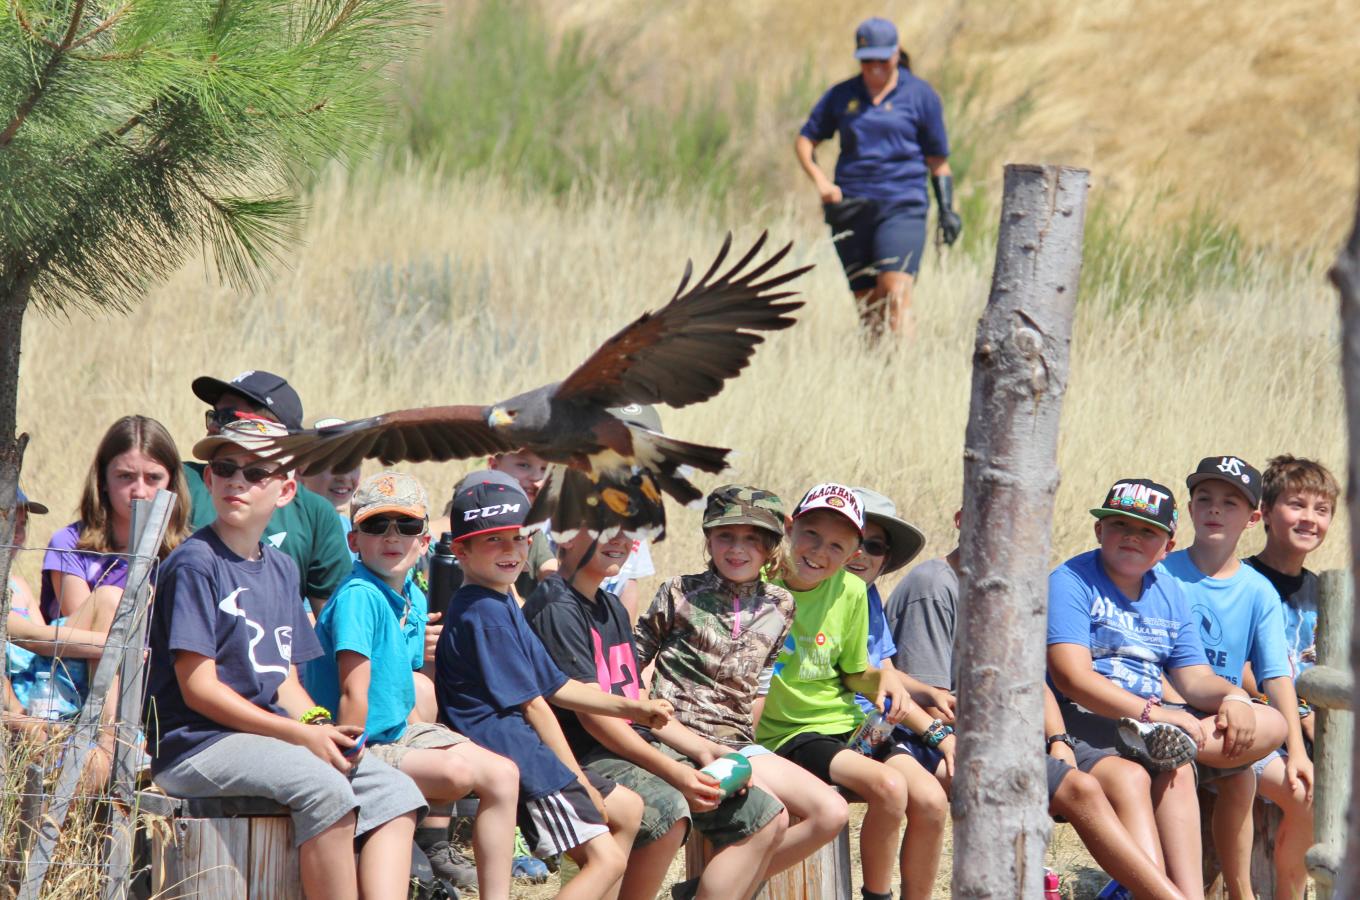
[29,670,62,720]
[847,699,894,756]
[1043,868,1061,899]
[697,753,753,801]
[427,532,461,618]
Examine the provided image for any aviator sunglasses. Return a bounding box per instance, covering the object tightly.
[356,516,427,537]
[207,459,283,484]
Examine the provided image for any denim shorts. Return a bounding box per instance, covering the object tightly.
[823,196,928,289]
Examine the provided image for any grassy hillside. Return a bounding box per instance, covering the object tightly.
[14,166,1346,595]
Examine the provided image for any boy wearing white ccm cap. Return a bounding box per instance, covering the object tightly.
[756,483,940,900]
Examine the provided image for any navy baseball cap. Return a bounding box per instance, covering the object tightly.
[1091,478,1178,536]
[1186,455,1263,508]
[192,370,304,432]
[449,471,530,542]
[854,17,898,60]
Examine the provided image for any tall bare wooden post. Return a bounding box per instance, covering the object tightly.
[1331,162,1360,900]
[1297,571,1353,896]
[953,164,1088,898]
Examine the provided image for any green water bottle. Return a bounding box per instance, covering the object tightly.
[698,752,753,800]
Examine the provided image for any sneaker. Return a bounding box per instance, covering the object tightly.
[422,840,478,888]
[1095,878,1132,900]
[1116,717,1197,772]
[512,855,549,883]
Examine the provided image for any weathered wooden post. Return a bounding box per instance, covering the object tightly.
[1296,571,1353,896]
[952,164,1088,898]
[1329,162,1360,900]
[19,490,174,900]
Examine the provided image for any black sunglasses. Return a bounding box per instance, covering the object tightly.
[861,538,892,557]
[208,459,283,484]
[356,515,427,537]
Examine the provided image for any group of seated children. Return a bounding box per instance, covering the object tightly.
[6,387,1336,900]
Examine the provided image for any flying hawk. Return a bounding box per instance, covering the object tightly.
[257,232,811,538]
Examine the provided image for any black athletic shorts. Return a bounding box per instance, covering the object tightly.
[774,729,913,784]
[823,196,928,289]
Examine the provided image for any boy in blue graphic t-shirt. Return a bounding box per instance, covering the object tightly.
[1048,477,1269,899]
[145,420,425,900]
[1162,455,1308,900]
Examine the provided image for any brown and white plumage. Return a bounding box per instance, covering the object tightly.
[257,232,810,536]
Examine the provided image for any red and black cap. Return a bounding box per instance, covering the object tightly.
[449,471,530,542]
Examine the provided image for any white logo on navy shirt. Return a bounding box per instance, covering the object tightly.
[218,587,289,677]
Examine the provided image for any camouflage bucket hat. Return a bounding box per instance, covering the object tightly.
[702,484,786,537]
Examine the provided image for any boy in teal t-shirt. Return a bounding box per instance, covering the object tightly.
[1162,455,1309,900]
[756,484,953,900]
[307,472,521,899]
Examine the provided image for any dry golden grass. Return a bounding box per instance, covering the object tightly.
[556,0,1360,249]
[13,164,1347,598]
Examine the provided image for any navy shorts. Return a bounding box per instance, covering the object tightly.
[823,196,928,290]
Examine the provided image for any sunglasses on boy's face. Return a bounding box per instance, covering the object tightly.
[356,516,427,537]
[861,538,891,557]
[208,459,283,484]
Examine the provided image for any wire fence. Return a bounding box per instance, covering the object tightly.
[2,541,166,899]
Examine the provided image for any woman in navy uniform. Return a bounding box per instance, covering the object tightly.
[796,17,961,342]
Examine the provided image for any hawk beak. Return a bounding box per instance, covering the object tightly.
[487,407,513,429]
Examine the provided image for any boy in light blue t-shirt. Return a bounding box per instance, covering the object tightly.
[1161,455,1310,900]
[308,472,520,898]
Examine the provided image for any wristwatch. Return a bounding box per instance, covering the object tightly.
[1046,733,1076,753]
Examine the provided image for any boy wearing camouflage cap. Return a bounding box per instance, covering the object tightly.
[634,485,849,890]
[306,472,521,898]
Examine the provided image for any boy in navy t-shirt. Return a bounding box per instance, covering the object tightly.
[1161,456,1301,900]
[1048,477,1257,899]
[145,420,425,899]
[434,472,670,900]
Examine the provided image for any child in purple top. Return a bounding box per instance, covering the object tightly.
[40,416,191,623]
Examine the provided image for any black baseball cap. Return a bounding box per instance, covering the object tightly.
[192,370,304,432]
[1186,455,1263,508]
[449,470,530,542]
[1090,478,1179,536]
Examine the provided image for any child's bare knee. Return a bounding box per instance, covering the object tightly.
[1056,770,1104,813]
[584,833,627,881]
[864,771,908,813]
[608,784,644,826]
[909,781,948,823]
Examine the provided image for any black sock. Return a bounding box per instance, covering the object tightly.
[860,890,892,900]
[415,826,447,850]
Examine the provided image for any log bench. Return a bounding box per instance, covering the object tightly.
[684,820,853,900]
[1199,788,1285,900]
[136,791,470,899]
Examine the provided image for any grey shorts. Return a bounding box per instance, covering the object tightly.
[583,744,784,849]
[153,732,427,845]
[368,721,469,768]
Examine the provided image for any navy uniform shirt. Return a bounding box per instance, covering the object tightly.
[435,583,574,800]
[800,67,949,208]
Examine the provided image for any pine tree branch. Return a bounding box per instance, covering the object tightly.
[1,0,88,148]
[70,2,129,49]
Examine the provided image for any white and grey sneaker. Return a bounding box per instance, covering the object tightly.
[1116,717,1197,772]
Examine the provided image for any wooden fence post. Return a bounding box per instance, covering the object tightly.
[1329,159,1360,900]
[19,490,174,900]
[1297,571,1353,896]
[952,164,1089,898]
